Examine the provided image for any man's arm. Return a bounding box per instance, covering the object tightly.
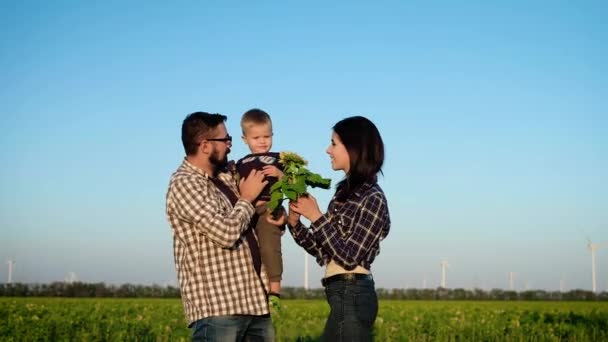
[169,175,255,248]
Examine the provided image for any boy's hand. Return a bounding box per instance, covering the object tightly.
[239,169,268,203]
[262,165,284,178]
[254,200,269,214]
[266,206,287,226]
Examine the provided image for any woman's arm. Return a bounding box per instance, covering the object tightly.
[287,220,325,260]
[289,202,325,260]
[310,193,389,270]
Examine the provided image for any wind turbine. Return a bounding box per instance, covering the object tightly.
[6,259,15,284]
[509,272,516,291]
[587,239,607,293]
[304,252,308,290]
[64,272,78,284]
[440,260,449,288]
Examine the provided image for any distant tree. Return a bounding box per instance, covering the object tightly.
[436,287,450,300]
[502,290,518,300]
[2,283,607,301]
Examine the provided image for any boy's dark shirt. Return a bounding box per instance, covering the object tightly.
[236,152,282,201]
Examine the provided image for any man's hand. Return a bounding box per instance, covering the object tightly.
[239,169,268,204]
[289,194,322,223]
[262,165,284,178]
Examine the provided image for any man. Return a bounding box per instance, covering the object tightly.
[166,111,274,341]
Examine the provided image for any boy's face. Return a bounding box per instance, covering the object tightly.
[242,123,273,154]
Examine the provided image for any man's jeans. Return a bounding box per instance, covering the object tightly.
[191,314,274,342]
[322,277,378,341]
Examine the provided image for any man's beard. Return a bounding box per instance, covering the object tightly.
[210,148,230,170]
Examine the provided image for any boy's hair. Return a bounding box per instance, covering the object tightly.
[182,111,227,156]
[241,108,272,134]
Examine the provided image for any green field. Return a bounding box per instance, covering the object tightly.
[1,298,607,341]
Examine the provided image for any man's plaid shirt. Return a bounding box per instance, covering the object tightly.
[289,181,390,271]
[166,159,269,325]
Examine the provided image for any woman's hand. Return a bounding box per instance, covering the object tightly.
[287,204,301,227]
[289,194,323,223]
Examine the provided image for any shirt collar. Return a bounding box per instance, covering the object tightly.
[352,179,376,198]
[181,158,210,178]
[335,178,377,200]
[181,158,235,183]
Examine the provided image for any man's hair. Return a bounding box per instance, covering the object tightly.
[182,112,227,155]
[241,108,272,134]
[334,116,384,200]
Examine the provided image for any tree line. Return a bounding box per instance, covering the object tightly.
[1,282,607,301]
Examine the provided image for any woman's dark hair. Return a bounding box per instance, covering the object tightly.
[334,116,384,201]
[182,112,227,155]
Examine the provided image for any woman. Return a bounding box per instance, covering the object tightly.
[287,116,390,341]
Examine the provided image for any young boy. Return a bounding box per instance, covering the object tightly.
[236,108,284,308]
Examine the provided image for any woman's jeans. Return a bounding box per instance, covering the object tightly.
[322,276,378,341]
[190,314,274,342]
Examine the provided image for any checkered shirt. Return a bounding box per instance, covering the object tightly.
[289,181,390,270]
[166,159,269,325]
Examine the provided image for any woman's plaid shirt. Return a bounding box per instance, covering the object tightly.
[166,160,269,325]
[289,181,390,272]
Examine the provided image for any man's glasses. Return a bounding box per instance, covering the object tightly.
[205,134,232,143]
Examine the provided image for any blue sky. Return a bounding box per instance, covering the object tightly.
[1,1,607,291]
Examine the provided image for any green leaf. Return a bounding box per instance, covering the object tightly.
[293,178,307,194]
[281,183,289,194]
[270,190,283,202]
[284,189,297,201]
[286,164,298,175]
[270,182,282,192]
[267,199,280,212]
[306,173,332,188]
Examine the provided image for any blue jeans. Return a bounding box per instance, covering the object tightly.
[190,315,274,342]
[322,277,378,341]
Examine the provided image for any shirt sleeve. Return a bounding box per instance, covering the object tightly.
[287,221,325,263]
[169,175,255,248]
[310,193,389,270]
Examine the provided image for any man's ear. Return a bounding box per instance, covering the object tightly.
[198,140,211,155]
[241,135,247,145]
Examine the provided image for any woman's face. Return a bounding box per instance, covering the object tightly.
[326,131,350,173]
